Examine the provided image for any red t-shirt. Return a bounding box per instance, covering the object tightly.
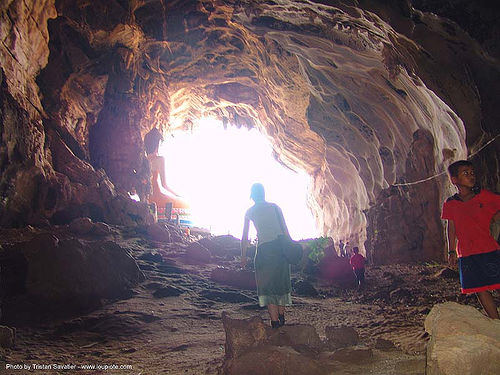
[441,189,500,257]
[350,253,365,270]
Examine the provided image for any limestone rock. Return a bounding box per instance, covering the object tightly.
[267,324,323,353]
[223,345,331,375]
[221,312,269,360]
[145,223,171,243]
[222,313,330,375]
[1,232,144,316]
[425,302,500,375]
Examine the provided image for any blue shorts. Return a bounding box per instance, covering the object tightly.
[458,249,500,294]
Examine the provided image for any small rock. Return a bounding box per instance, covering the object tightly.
[121,348,137,354]
[185,242,212,263]
[69,217,93,235]
[375,337,396,350]
[325,326,359,349]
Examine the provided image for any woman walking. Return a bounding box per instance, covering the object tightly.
[241,183,292,328]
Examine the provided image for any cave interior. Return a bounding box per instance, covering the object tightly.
[1,0,500,266]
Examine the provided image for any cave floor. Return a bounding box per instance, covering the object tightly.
[2,233,496,375]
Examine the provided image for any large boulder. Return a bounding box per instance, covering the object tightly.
[425,302,500,375]
[221,312,330,375]
[0,231,144,319]
[223,345,331,375]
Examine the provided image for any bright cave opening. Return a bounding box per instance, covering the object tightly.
[158,118,318,240]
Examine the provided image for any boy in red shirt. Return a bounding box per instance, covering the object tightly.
[349,247,365,287]
[442,160,500,319]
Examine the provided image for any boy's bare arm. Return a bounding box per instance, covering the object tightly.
[447,220,457,267]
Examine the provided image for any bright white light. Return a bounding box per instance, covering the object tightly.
[159,118,318,240]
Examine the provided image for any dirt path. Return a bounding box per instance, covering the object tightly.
[2,234,494,375]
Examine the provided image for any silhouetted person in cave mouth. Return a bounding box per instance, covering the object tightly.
[442,160,500,319]
[339,239,346,257]
[349,246,365,288]
[143,128,190,220]
[241,183,292,328]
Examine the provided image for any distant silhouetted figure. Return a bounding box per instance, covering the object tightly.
[143,128,189,218]
[241,183,291,328]
[349,247,365,287]
[442,160,500,319]
[339,240,346,257]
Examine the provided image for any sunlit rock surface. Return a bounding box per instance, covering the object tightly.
[1,0,499,263]
[425,302,500,375]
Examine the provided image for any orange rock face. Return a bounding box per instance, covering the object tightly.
[1,1,499,263]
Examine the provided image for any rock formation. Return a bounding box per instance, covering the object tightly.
[425,302,500,375]
[1,1,499,263]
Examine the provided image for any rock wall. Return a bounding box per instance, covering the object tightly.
[1,0,499,263]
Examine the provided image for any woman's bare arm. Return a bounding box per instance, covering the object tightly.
[241,215,250,268]
[277,206,290,237]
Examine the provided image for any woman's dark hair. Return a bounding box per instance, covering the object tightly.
[250,183,265,202]
[144,128,163,155]
[447,160,472,177]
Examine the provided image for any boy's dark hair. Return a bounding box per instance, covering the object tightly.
[447,160,472,177]
[353,247,359,253]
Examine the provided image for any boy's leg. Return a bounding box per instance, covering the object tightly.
[476,290,499,319]
[359,268,365,286]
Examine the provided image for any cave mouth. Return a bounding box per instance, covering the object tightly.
[159,118,318,240]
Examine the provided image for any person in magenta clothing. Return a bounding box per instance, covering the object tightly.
[442,160,500,319]
[349,247,365,287]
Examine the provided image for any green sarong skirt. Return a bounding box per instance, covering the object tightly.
[254,240,292,307]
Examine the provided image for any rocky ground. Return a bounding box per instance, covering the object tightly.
[0,226,497,375]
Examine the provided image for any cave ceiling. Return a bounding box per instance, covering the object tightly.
[1,0,499,263]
